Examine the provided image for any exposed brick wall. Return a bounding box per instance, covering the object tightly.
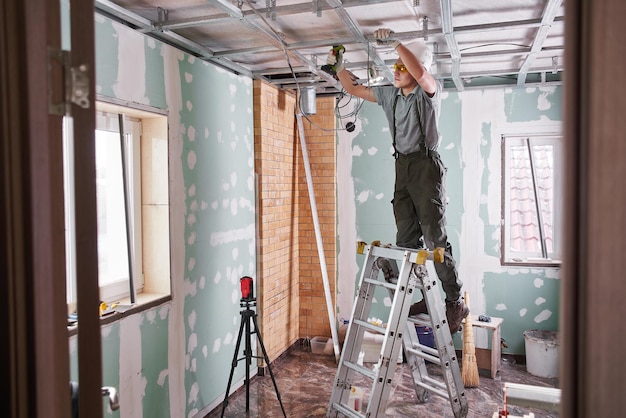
[253,79,337,362]
[296,97,337,343]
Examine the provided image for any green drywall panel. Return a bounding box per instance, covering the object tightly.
[102,324,121,417]
[483,271,560,354]
[141,309,170,418]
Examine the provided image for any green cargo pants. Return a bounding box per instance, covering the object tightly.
[392,149,463,302]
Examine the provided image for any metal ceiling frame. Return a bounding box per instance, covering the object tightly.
[94,0,565,93]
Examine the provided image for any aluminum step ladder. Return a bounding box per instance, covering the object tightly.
[327,242,468,418]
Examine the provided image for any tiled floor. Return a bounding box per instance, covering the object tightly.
[206,341,559,418]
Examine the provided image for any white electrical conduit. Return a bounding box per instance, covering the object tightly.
[295,113,340,361]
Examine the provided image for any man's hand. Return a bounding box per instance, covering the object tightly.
[325,47,345,74]
[373,28,400,48]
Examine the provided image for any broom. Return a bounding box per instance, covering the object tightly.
[461,291,480,387]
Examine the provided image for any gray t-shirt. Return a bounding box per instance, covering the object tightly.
[373,83,442,154]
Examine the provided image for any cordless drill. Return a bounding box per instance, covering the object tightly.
[321,45,346,77]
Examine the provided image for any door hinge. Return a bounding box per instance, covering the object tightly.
[48,48,90,116]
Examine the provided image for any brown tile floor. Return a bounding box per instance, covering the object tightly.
[207,341,559,418]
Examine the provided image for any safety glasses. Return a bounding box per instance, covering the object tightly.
[393,63,408,72]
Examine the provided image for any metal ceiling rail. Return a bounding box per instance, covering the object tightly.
[95,0,255,78]
[517,0,563,87]
[440,0,463,91]
[158,0,403,31]
[324,0,395,82]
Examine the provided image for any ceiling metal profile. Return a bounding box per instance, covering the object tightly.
[93,0,565,93]
[517,0,563,87]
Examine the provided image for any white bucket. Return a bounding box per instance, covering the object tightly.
[523,330,559,378]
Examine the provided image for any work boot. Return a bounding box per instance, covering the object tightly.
[446,298,470,334]
[409,299,427,316]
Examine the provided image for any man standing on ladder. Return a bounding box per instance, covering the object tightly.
[326,28,469,334]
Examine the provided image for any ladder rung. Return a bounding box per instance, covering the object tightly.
[343,360,376,380]
[352,318,386,334]
[363,277,397,290]
[331,402,365,418]
[405,346,441,364]
[415,380,450,400]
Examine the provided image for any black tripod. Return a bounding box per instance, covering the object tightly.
[220,298,286,417]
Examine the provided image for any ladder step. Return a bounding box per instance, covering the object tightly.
[363,277,397,290]
[416,379,450,399]
[343,361,376,380]
[405,345,440,363]
[352,318,386,334]
[331,402,365,418]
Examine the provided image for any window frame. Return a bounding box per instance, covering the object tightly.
[501,133,563,267]
[64,99,172,318]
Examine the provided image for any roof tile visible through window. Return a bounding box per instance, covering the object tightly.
[509,144,554,254]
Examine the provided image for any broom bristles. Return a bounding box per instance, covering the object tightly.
[462,291,480,387]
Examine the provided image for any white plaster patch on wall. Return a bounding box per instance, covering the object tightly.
[231,288,239,304]
[190,358,197,373]
[209,224,255,246]
[383,296,392,307]
[189,200,198,212]
[367,146,378,155]
[202,345,208,358]
[222,198,229,208]
[146,37,155,49]
[159,304,169,320]
[224,332,234,345]
[537,91,552,111]
[212,338,221,353]
[533,278,544,288]
[163,41,186,418]
[188,231,196,245]
[230,104,236,112]
[188,55,195,64]
[230,172,238,187]
[186,100,193,112]
[146,309,157,324]
[188,382,200,405]
[187,125,196,142]
[222,182,230,191]
[495,303,507,311]
[184,278,197,297]
[184,73,192,83]
[230,198,238,216]
[205,128,209,138]
[239,197,254,212]
[188,310,197,331]
[112,22,148,104]
[188,257,196,272]
[157,369,168,386]
[217,131,223,143]
[212,200,218,210]
[352,144,363,157]
[535,297,546,305]
[201,201,208,210]
[534,309,552,323]
[187,409,199,418]
[119,314,145,417]
[444,142,455,150]
[188,332,198,354]
[187,150,197,170]
[199,275,206,289]
[520,308,528,317]
[357,190,370,204]
[188,184,196,197]
[232,247,239,261]
[187,212,196,226]
[375,193,384,200]
[214,271,222,284]
[229,84,237,96]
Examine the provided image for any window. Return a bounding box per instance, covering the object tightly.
[64,101,171,311]
[501,134,562,266]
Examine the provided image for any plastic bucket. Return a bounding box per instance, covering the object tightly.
[523,330,559,378]
[416,325,435,348]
